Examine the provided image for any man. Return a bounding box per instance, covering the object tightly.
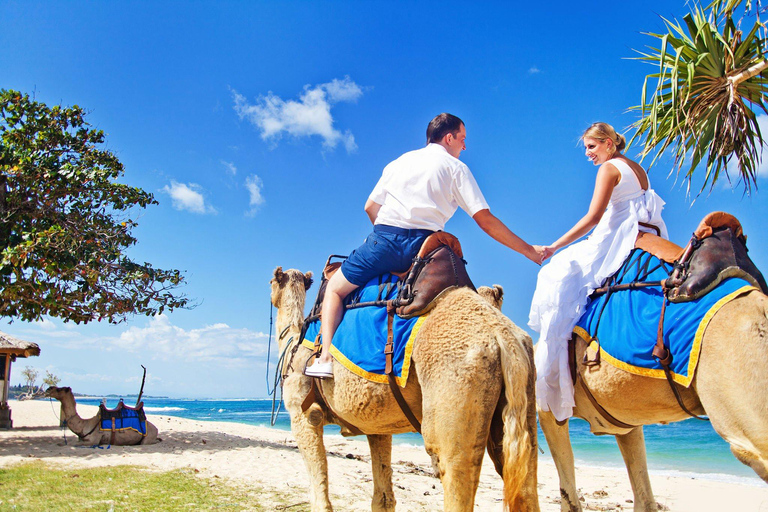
[305,113,544,378]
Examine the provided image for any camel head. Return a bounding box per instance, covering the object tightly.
[44,386,72,400]
[270,266,313,308]
[477,284,504,311]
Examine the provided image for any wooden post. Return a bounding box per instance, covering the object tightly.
[0,355,11,429]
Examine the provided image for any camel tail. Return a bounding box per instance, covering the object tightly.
[496,327,535,511]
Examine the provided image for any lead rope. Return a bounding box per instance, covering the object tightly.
[269,332,295,426]
[265,302,275,395]
[267,299,296,426]
[49,398,68,445]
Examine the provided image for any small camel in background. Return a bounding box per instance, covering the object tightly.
[45,386,159,445]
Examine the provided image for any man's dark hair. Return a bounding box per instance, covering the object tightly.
[426,113,464,144]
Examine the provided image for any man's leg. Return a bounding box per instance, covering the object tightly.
[305,270,358,377]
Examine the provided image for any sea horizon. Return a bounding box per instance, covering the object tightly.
[50,395,765,487]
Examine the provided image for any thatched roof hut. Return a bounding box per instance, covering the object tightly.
[0,331,41,428]
[0,331,40,358]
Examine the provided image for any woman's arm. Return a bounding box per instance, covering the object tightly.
[548,162,620,252]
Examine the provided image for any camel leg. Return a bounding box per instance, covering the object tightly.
[615,427,657,512]
[538,410,581,512]
[421,390,493,511]
[289,408,332,512]
[367,434,396,512]
[283,375,333,512]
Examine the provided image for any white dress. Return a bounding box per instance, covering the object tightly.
[529,158,668,421]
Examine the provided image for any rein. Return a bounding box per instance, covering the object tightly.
[266,299,303,426]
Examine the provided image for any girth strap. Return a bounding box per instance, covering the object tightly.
[569,336,637,430]
[652,292,709,422]
[385,304,422,433]
[577,377,637,430]
[110,417,116,445]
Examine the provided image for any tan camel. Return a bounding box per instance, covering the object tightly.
[538,289,768,512]
[45,386,159,445]
[270,267,539,511]
[478,285,504,311]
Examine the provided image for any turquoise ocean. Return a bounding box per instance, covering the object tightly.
[72,396,764,486]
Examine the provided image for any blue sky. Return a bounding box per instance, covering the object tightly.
[2,1,766,398]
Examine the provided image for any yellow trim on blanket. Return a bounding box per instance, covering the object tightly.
[573,285,756,386]
[301,314,428,387]
[98,426,147,436]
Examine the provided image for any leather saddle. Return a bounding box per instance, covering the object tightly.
[309,232,474,321]
[631,212,767,300]
[665,212,767,301]
[98,399,147,444]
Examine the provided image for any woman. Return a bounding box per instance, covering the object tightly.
[529,122,668,421]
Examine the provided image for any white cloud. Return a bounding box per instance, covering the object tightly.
[162,181,217,214]
[114,315,269,368]
[244,174,265,216]
[232,76,364,152]
[221,160,237,176]
[323,76,364,102]
[528,66,541,74]
[34,318,57,331]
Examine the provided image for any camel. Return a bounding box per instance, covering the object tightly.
[538,288,768,512]
[45,386,159,445]
[478,284,504,311]
[270,267,539,511]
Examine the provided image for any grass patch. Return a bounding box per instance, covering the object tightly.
[0,460,301,511]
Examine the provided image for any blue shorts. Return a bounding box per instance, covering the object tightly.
[340,225,434,287]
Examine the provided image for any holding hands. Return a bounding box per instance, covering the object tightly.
[530,245,557,265]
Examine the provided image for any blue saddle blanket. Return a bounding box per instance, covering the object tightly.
[99,403,147,436]
[574,249,756,386]
[302,273,426,387]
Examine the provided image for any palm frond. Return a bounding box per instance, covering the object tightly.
[629,2,768,196]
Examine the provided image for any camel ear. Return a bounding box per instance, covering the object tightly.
[304,271,314,290]
[273,266,284,283]
[493,285,504,301]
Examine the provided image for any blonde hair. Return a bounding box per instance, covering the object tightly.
[582,122,626,153]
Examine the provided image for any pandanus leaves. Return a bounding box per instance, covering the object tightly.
[630,1,768,196]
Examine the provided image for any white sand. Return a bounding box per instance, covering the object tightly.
[1,400,766,511]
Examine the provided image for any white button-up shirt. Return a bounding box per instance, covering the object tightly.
[369,143,489,231]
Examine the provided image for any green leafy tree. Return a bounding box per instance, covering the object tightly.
[630,0,768,195]
[0,90,188,324]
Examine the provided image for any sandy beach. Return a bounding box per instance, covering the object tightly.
[0,400,766,511]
